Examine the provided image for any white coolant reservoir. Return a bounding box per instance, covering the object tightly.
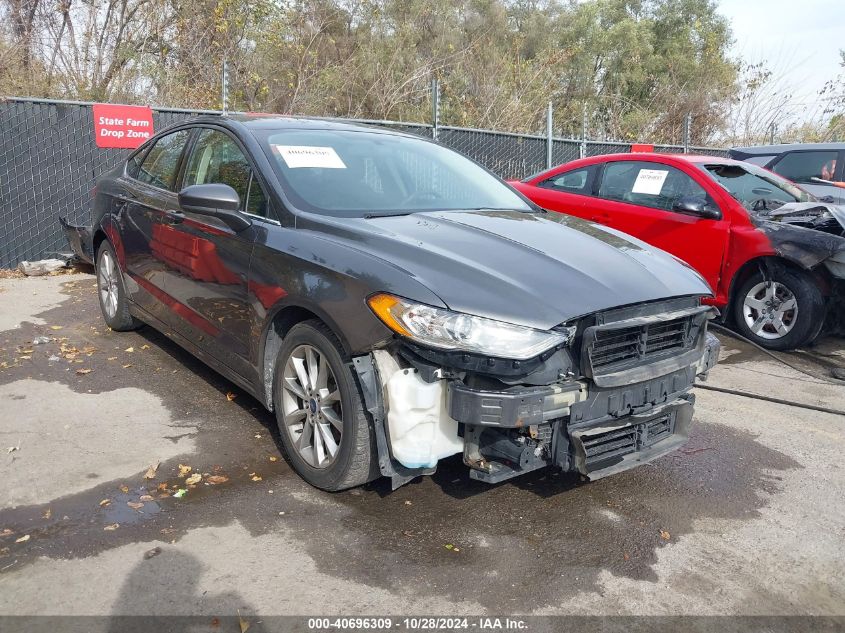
[385,368,463,469]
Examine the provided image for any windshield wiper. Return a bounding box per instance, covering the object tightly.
[363,211,413,219]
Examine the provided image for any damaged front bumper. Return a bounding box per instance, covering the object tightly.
[353,306,720,489]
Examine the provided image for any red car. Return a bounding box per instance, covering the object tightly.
[512,153,845,350]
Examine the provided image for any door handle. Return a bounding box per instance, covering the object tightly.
[163,211,185,225]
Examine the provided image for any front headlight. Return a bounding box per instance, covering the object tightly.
[367,293,573,360]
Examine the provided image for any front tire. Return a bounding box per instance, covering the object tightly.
[732,267,825,350]
[272,320,377,491]
[96,242,143,331]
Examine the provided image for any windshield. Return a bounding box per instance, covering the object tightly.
[257,128,532,217]
[699,162,816,211]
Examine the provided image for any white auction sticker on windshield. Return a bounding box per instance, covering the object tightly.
[274,145,346,169]
[631,168,668,195]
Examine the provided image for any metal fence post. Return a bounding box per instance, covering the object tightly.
[546,102,553,169]
[580,105,587,159]
[683,112,692,153]
[431,78,440,140]
[222,60,229,114]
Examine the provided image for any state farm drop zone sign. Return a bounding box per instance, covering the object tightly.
[92,103,154,149]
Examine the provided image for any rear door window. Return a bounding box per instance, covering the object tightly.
[136,129,190,191]
[771,151,839,184]
[539,167,591,194]
[597,161,712,212]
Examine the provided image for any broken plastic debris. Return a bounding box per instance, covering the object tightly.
[173,489,187,498]
[7,446,19,454]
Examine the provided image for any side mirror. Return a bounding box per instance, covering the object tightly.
[178,183,252,232]
[672,196,721,220]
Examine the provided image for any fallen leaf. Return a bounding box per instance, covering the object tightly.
[127,501,144,510]
[254,434,261,439]
[660,530,671,540]
[238,611,250,633]
[103,523,119,531]
[107,357,117,361]
[207,475,228,485]
[185,473,202,486]
[160,528,175,535]
[19,349,33,354]
[178,464,192,477]
[99,499,111,507]
[173,489,187,499]
[15,534,30,543]
[157,483,168,491]
[139,495,154,502]
[250,473,262,482]
[7,446,19,454]
[124,347,134,353]
[119,485,129,493]
[122,363,132,368]
[140,345,150,350]
[444,543,459,552]
[226,392,237,402]
[143,462,159,479]
[144,546,161,559]
[402,530,415,537]
[42,508,51,520]
[624,552,630,561]
[75,368,92,375]
[18,355,31,360]
[268,456,278,462]
[1,529,13,536]
[50,326,62,331]
[404,500,412,506]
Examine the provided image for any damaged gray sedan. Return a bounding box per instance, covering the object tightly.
[63,115,719,490]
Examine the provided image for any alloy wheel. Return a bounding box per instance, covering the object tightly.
[280,344,343,468]
[742,281,798,340]
[98,250,119,319]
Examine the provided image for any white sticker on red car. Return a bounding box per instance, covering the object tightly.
[631,169,668,195]
[274,145,347,169]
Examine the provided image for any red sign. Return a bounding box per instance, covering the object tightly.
[92,103,154,149]
[631,143,654,153]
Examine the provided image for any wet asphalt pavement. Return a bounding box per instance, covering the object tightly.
[0,273,844,618]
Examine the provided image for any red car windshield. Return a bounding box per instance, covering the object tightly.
[699,162,815,210]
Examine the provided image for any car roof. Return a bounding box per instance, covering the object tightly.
[185,113,413,136]
[731,142,845,154]
[556,152,736,170]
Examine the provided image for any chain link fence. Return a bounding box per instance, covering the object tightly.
[0,96,728,268]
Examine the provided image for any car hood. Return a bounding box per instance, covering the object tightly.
[311,209,712,330]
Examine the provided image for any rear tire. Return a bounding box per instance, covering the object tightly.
[96,241,143,332]
[732,267,825,350]
[272,320,377,491]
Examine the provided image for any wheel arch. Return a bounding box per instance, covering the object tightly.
[259,302,352,411]
[726,255,829,322]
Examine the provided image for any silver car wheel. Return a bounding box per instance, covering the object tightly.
[98,250,119,319]
[742,281,798,340]
[281,344,343,469]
